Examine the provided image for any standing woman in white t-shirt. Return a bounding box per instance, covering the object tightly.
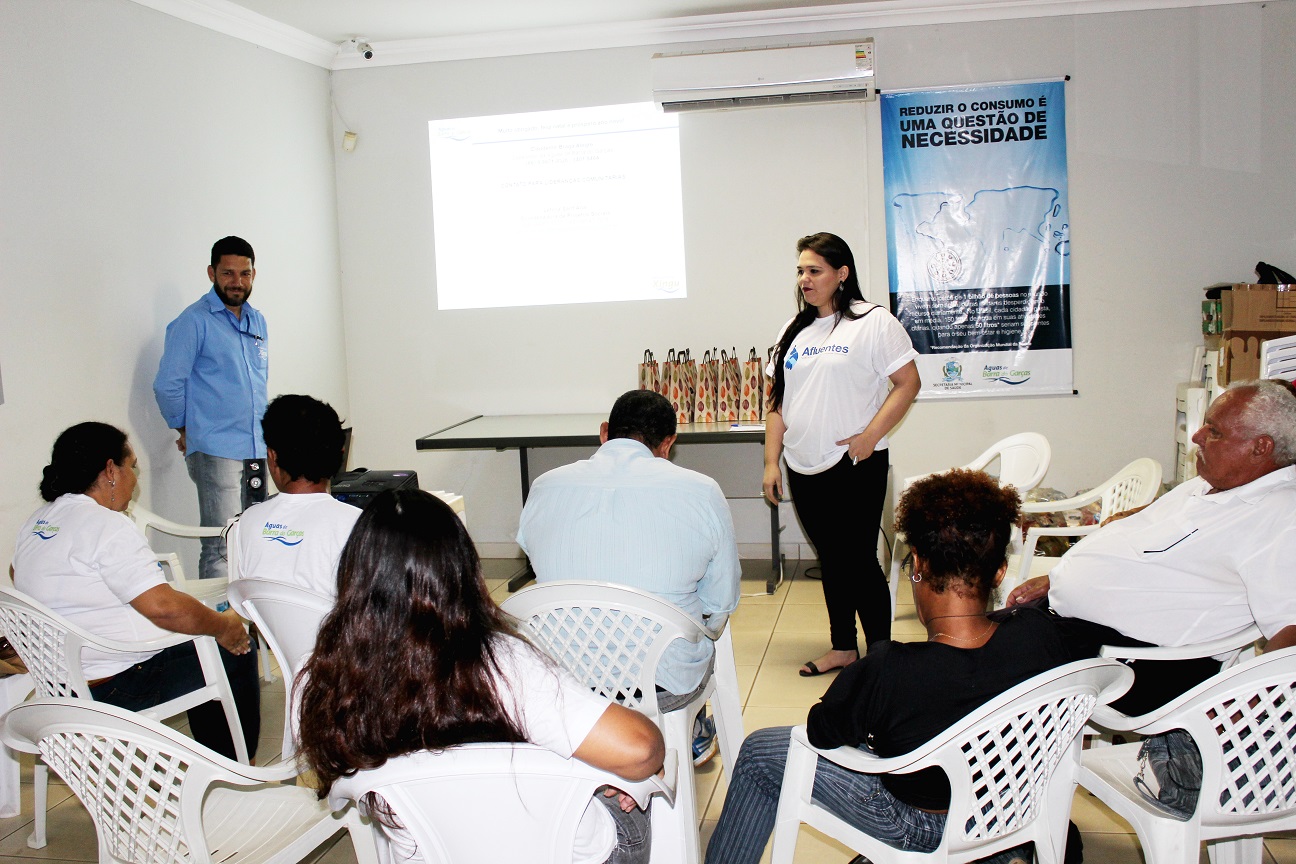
[763,233,920,677]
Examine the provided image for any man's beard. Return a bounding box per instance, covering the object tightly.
[215,284,251,307]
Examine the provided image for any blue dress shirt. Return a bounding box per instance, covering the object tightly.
[516,437,741,695]
[154,287,268,460]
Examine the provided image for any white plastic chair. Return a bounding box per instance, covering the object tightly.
[1081,646,1296,864]
[500,580,741,864]
[2,697,377,864]
[999,457,1163,607]
[0,672,33,819]
[0,584,249,849]
[127,503,225,601]
[888,433,1051,618]
[133,505,275,682]
[329,742,676,864]
[225,578,333,761]
[1099,625,1263,669]
[771,658,1133,864]
[143,510,276,683]
[1083,625,1265,751]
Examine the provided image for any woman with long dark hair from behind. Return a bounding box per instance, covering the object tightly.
[12,421,259,761]
[296,489,665,864]
[763,232,921,677]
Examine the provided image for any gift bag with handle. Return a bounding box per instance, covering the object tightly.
[716,348,741,422]
[638,349,660,394]
[694,348,718,423]
[663,349,680,409]
[666,348,694,424]
[676,349,697,425]
[740,347,764,422]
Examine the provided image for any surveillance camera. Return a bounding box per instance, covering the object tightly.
[357,42,373,60]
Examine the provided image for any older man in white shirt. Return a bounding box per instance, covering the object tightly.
[517,389,742,765]
[1007,379,1296,710]
[1006,379,1296,819]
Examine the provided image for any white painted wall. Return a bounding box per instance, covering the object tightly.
[330,2,1295,557]
[0,0,349,568]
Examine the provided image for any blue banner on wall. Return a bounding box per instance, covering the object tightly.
[882,80,1072,398]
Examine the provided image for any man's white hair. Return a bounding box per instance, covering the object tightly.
[1229,379,1296,466]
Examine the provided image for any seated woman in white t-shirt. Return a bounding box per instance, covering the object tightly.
[232,394,359,596]
[296,489,665,864]
[12,422,259,761]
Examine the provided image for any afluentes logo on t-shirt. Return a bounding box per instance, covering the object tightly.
[786,344,850,371]
[260,523,305,547]
[31,519,59,540]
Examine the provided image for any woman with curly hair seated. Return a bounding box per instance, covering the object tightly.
[705,468,1084,864]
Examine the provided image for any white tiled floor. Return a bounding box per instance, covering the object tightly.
[0,559,1291,863]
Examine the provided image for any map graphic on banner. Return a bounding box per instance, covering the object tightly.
[881,80,1072,398]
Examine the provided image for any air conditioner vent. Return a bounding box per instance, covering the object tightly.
[652,41,875,113]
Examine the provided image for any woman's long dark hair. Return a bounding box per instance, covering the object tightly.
[39,422,129,502]
[769,233,869,413]
[296,489,526,803]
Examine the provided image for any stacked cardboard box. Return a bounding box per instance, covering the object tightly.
[1214,284,1296,384]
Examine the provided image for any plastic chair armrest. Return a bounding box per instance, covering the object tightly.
[1025,524,1098,540]
[701,613,729,641]
[154,552,183,575]
[628,748,678,809]
[77,628,200,657]
[1087,704,1141,732]
[240,759,306,784]
[140,514,223,539]
[789,726,933,776]
[177,748,303,785]
[1021,488,1103,515]
[1099,629,1259,663]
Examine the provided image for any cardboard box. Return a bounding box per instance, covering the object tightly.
[1218,284,1296,384]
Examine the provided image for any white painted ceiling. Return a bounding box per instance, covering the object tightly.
[133,0,1265,69]
[226,0,876,44]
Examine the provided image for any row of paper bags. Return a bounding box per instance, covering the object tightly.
[639,347,774,425]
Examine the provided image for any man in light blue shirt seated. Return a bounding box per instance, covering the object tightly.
[153,236,269,580]
[517,389,742,766]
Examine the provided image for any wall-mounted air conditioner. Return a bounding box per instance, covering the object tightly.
[651,40,874,113]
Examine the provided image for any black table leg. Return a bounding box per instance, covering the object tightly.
[767,499,784,595]
[508,445,536,592]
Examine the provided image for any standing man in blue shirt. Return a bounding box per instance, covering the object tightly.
[517,389,741,765]
[154,236,269,580]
